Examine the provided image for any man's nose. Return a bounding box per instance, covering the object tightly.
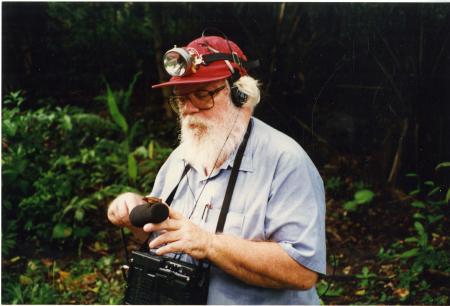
[181,98,200,114]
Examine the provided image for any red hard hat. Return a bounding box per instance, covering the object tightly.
[152,36,248,88]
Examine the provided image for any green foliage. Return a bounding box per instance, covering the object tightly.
[435,161,450,170]
[97,71,144,185]
[355,266,377,289]
[1,88,173,303]
[343,189,375,211]
[2,260,57,304]
[2,256,125,304]
[3,90,25,107]
[1,89,172,259]
[317,279,344,298]
[375,167,449,304]
[52,223,73,239]
[3,282,57,304]
[105,82,129,134]
[2,221,18,257]
[325,176,343,192]
[406,171,447,230]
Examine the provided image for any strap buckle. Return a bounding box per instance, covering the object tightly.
[231,51,242,67]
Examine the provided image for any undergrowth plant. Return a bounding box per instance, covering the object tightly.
[376,163,449,304]
[2,86,173,303]
[96,71,143,187]
[2,256,124,304]
[343,186,375,212]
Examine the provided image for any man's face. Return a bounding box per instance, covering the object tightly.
[175,80,249,172]
[173,80,230,118]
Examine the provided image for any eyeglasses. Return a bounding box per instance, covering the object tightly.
[168,85,226,113]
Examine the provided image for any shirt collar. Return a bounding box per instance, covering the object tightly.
[218,143,253,173]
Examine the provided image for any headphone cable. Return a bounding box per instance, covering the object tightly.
[186,107,242,220]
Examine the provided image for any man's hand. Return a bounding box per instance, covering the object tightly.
[143,207,213,260]
[107,192,153,243]
[107,192,144,228]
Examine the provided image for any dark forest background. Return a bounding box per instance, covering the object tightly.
[2,2,449,304]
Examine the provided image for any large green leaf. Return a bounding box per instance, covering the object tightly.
[354,189,374,204]
[52,223,72,239]
[62,114,73,131]
[414,222,428,247]
[414,221,425,235]
[399,248,419,259]
[148,140,154,159]
[404,237,418,243]
[75,208,85,221]
[427,214,443,224]
[424,180,435,187]
[106,84,128,134]
[427,186,440,197]
[413,212,426,220]
[435,162,450,170]
[411,200,425,208]
[343,200,359,211]
[128,153,138,183]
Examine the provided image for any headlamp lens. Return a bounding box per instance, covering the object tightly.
[163,48,193,77]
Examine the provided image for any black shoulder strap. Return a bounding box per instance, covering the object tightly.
[215,120,253,233]
[166,165,191,205]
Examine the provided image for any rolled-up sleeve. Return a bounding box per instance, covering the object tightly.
[264,150,326,275]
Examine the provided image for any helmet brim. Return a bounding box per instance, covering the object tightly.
[152,75,229,89]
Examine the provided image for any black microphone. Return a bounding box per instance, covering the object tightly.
[129,202,169,227]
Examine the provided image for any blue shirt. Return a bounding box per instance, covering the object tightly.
[149,117,326,305]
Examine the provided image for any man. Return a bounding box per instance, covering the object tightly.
[108,35,326,304]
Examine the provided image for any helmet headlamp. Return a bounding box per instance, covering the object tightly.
[163,47,203,77]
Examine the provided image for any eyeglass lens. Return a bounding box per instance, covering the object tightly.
[168,85,225,113]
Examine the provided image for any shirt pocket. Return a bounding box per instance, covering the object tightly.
[222,211,245,236]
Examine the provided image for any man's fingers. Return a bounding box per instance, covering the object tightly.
[143,218,182,232]
[155,240,185,256]
[149,231,182,249]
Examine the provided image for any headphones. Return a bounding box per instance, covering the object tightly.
[228,70,248,108]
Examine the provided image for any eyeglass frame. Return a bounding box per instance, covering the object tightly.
[168,84,227,113]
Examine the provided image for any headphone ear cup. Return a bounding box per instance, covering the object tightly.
[231,85,248,107]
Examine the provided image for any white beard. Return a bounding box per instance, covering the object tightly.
[179,108,247,175]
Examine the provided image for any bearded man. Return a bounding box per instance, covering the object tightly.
[107,35,326,305]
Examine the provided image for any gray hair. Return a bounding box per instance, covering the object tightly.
[233,75,261,110]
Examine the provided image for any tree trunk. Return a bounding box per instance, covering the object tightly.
[388,118,409,185]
